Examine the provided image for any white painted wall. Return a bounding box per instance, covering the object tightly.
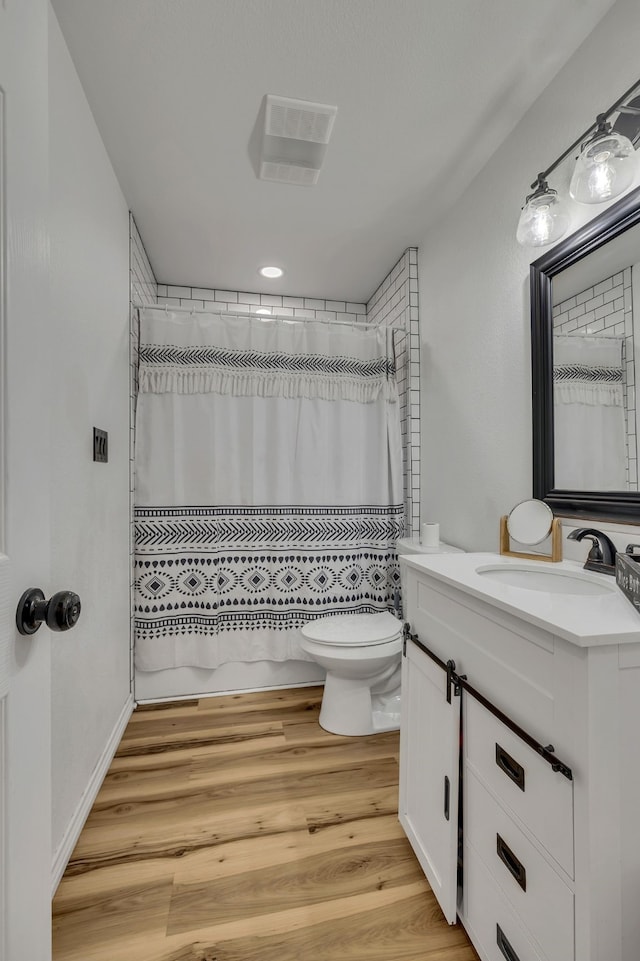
[418,0,640,552]
[49,8,132,862]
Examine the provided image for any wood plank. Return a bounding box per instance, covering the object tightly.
[282,716,399,753]
[159,893,478,961]
[52,686,478,961]
[195,686,323,715]
[134,699,199,713]
[303,784,401,830]
[186,730,399,787]
[97,755,195,805]
[172,812,405,885]
[101,727,288,805]
[52,879,173,961]
[117,714,284,756]
[166,836,426,932]
[85,755,399,823]
[66,800,310,875]
[54,882,435,961]
[53,858,177,907]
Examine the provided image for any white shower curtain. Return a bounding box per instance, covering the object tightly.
[134,307,404,671]
[553,334,627,490]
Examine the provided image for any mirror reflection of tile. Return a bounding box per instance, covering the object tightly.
[552,258,638,492]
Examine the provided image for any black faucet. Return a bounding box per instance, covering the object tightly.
[567,528,617,575]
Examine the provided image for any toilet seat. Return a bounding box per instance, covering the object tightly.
[301,611,401,647]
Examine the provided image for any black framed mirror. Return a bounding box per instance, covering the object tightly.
[532,183,640,522]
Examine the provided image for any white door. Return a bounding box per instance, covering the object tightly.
[399,637,461,924]
[0,1,53,959]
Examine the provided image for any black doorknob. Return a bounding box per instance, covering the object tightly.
[16,588,82,635]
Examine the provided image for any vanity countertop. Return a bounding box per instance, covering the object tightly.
[399,552,640,647]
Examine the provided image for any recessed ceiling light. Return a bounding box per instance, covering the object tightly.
[259,266,283,279]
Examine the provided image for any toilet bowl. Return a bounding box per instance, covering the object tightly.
[301,537,463,736]
[301,611,403,736]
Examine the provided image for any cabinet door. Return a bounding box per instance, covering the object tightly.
[399,638,460,924]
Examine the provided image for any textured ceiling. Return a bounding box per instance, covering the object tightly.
[51,0,617,301]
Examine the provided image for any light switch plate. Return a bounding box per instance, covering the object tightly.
[93,427,108,463]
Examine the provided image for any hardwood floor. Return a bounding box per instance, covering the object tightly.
[52,687,479,961]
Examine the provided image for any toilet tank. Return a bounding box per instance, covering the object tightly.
[396,537,463,555]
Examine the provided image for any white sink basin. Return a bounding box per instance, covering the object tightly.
[475,563,616,596]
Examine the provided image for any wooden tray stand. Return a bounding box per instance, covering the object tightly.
[499,515,562,563]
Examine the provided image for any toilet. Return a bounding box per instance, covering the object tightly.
[300,536,463,735]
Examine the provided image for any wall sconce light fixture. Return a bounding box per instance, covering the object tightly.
[516,174,570,247]
[517,79,640,247]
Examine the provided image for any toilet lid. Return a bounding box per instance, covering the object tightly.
[301,611,402,646]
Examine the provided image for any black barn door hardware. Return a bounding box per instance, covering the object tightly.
[404,627,573,782]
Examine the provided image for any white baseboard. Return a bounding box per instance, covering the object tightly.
[51,693,134,895]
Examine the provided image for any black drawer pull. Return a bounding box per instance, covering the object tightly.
[444,775,450,821]
[496,743,525,792]
[496,834,527,891]
[497,924,521,961]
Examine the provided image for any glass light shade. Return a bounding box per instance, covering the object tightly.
[516,187,570,247]
[569,130,637,204]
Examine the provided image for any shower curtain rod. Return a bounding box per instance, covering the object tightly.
[133,301,403,332]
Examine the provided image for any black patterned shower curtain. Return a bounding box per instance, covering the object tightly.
[134,307,404,671]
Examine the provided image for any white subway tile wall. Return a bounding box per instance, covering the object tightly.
[129,215,157,682]
[129,213,157,501]
[367,249,420,536]
[553,267,637,489]
[156,284,368,325]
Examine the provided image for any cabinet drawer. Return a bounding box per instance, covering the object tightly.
[464,843,549,961]
[465,769,574,961]
[465,695,574,877]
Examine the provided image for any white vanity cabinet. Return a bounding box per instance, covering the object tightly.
[399,636,461,924]
[398,553,640,961]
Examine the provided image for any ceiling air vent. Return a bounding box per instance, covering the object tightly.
[265,96,337,144]
[259,95,338,186]
[259,162,320,186]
